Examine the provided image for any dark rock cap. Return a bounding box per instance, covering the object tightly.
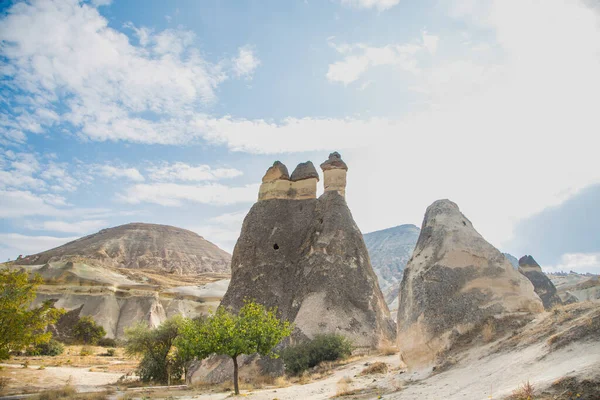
[262,161,290,183]
[519,255,541,268]
[290,161,319,182]
[320,152,348,171]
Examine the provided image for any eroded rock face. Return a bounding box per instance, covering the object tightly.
[320,152,348,198]
[519,255,563,310]
[259,161,319,200]
[397,200,543,368]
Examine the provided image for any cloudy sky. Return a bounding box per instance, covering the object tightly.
[1,0,599,273]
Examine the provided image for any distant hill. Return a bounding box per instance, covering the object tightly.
[363,224,420,307]
[15,222,231,275]
[503,253,519,269]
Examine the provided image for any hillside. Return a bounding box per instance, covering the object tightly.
[363,224,420,308]
[15,222,231,275]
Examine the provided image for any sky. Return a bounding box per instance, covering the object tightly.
[1,0,599,274]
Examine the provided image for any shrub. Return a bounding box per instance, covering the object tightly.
[26,339,65,356]
[73,316,106,345]
[510,380,535,400]
[105,348,116,357]
[361,361,388,375]
[97,337,117,347]
[281,334,353,375]
[80,346,94,356]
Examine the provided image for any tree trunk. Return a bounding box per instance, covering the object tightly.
[232,355,239,395]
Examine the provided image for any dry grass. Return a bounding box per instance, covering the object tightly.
[377,345,399,356]
[32,385,114,400]
[360,362,388,375]
[482,320,496,343]
[509,380,535,400]
[335,376,357,397]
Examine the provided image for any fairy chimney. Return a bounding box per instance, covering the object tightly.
[320,152,348,198]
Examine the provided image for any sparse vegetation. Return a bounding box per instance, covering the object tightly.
[26,339,65,356]
[32,385,113,400]
[378,345,398,356]
[73,316,106,345]
[336,376,357,397]
[97,337,117,347]
[176,300,293,395]
[0,268,64,360]
[509,380,535,400]
[482,319,496,342]
[280,333,353,375]
[104,348,116,357]
[361,361,388,375]
[79,346,94,356]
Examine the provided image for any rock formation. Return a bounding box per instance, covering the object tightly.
[397,200,543,368]
[15,223,231,275]
[258,161,319,201]
[222,152,394,347]
[9,223,232,338]
[320,151,348,197]
[518,255,563,310]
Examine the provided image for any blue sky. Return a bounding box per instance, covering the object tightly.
[1,0,599,273]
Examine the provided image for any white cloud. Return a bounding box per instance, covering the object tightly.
[232,46,261,79]
[0,0,260,146]
[339,0,400,11]
[0,233,78,260]
[117,182,259,207]
[188,210,249,252]
[326,32,437,85]
[0,189,107,219]
[147,162,242,182]
[24,219,108,234]
[95,165,145,182]
[542,253,600,275]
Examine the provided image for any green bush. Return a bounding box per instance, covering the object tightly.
[97,337,117,347]
[105,348,116,357]
[73,316,106,345]
[281,334,352,375]
[26,339,65,356]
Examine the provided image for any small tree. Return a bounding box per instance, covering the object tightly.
[177,300,293,395]
[0,268,64,360]
[125,316,184,384]
[73,316,106,344]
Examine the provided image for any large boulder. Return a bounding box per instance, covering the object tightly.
[397,200,543,368]
[518,255,563,310]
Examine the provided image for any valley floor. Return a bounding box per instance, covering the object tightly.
[1,302,599,400]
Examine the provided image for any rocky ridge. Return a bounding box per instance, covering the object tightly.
[518,255,563,310]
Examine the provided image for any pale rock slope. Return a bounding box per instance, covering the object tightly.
[9,223,231,338]
[397,199,543,368]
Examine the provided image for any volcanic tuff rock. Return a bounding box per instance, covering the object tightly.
[222,153,394,348]
[10,223,231,338]
[518,255,563,310]
[290,161,319,181]
[15,223,230,275]
[397,200,543,368]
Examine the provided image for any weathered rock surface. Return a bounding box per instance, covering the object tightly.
[290,161,319,181]
[503,253,519,269]
[363,224,420,314]
[14,260,230,338]
[262,161,290,182]
[320,152,348,197]
[549,272,600,303]
[397,200,543,368]
[15,223,231,275]
[9,223,231,338]
[191,153,394,383]
[518,255,563,310]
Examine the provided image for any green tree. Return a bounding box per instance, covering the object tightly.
[125,316,185,384]
[0,268,64,360]
[177,300,293,395]
[72,316,106,344]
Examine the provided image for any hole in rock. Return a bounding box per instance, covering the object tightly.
[273,243,279,250]
[462,221,467,226]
